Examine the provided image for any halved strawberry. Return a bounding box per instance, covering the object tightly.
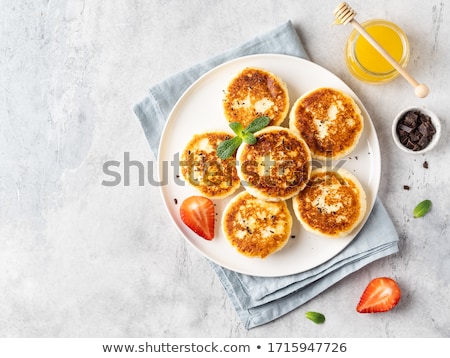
[356,277,401,313]
[180,196,215,241]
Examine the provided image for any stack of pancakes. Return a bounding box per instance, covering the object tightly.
[180,66,367,258]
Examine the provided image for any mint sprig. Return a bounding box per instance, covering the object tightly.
[217,116,270,159]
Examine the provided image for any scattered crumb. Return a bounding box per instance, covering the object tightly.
[291,235,296,239]
[174,198,178,205]
[423,161,429,169]
[403,185,410,190]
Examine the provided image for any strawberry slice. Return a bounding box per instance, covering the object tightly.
[357,277,401,313]
[180,196,215,241]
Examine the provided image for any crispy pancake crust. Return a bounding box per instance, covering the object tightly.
[236,126,312,202]
[180,131,241,199]
[223,67,290,128]
[292,168,367,238]
[222,191,292,258]
[289,87,364,160]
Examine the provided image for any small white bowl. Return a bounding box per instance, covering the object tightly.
[392,106,441,154]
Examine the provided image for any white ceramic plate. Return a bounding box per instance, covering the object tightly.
[158,54,380,277]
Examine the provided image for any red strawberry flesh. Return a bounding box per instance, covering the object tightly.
[356,277,401,313]
[180,196,215,241]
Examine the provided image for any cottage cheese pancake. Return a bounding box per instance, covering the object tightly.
[222,191,292,258]
[223,67,290,128]
[289,87,364,160]
[236,126,312,202]
[180,131,241,199]
[292,168,367,238]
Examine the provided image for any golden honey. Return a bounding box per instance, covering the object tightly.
[345,19,410,84]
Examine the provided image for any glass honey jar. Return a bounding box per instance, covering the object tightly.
[345,19,410,84]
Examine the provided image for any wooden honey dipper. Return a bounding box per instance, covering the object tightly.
[334,2,429,98]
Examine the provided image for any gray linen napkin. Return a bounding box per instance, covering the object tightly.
[133,20,399,330]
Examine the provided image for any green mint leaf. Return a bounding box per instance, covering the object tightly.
[305,311,325,324]
[216,136,242,159]
[242,132,256,145]
[413,199,432,218]
[244,116,270,133]
[229,122,244,136]
[217,116,270,159]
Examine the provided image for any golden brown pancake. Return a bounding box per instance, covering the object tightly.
[236,126,312,202]
[222,191,292,258]
[289,87,364,160]
[180,131,241,198]
[292,168,367,238]
[223,67,290,128]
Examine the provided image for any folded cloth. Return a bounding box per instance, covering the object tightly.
[133,20,399,330]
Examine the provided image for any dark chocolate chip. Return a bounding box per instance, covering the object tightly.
[399,124,414,133]
[404,112,418,127]
[418,123,430,136]
[418,135,430,148]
